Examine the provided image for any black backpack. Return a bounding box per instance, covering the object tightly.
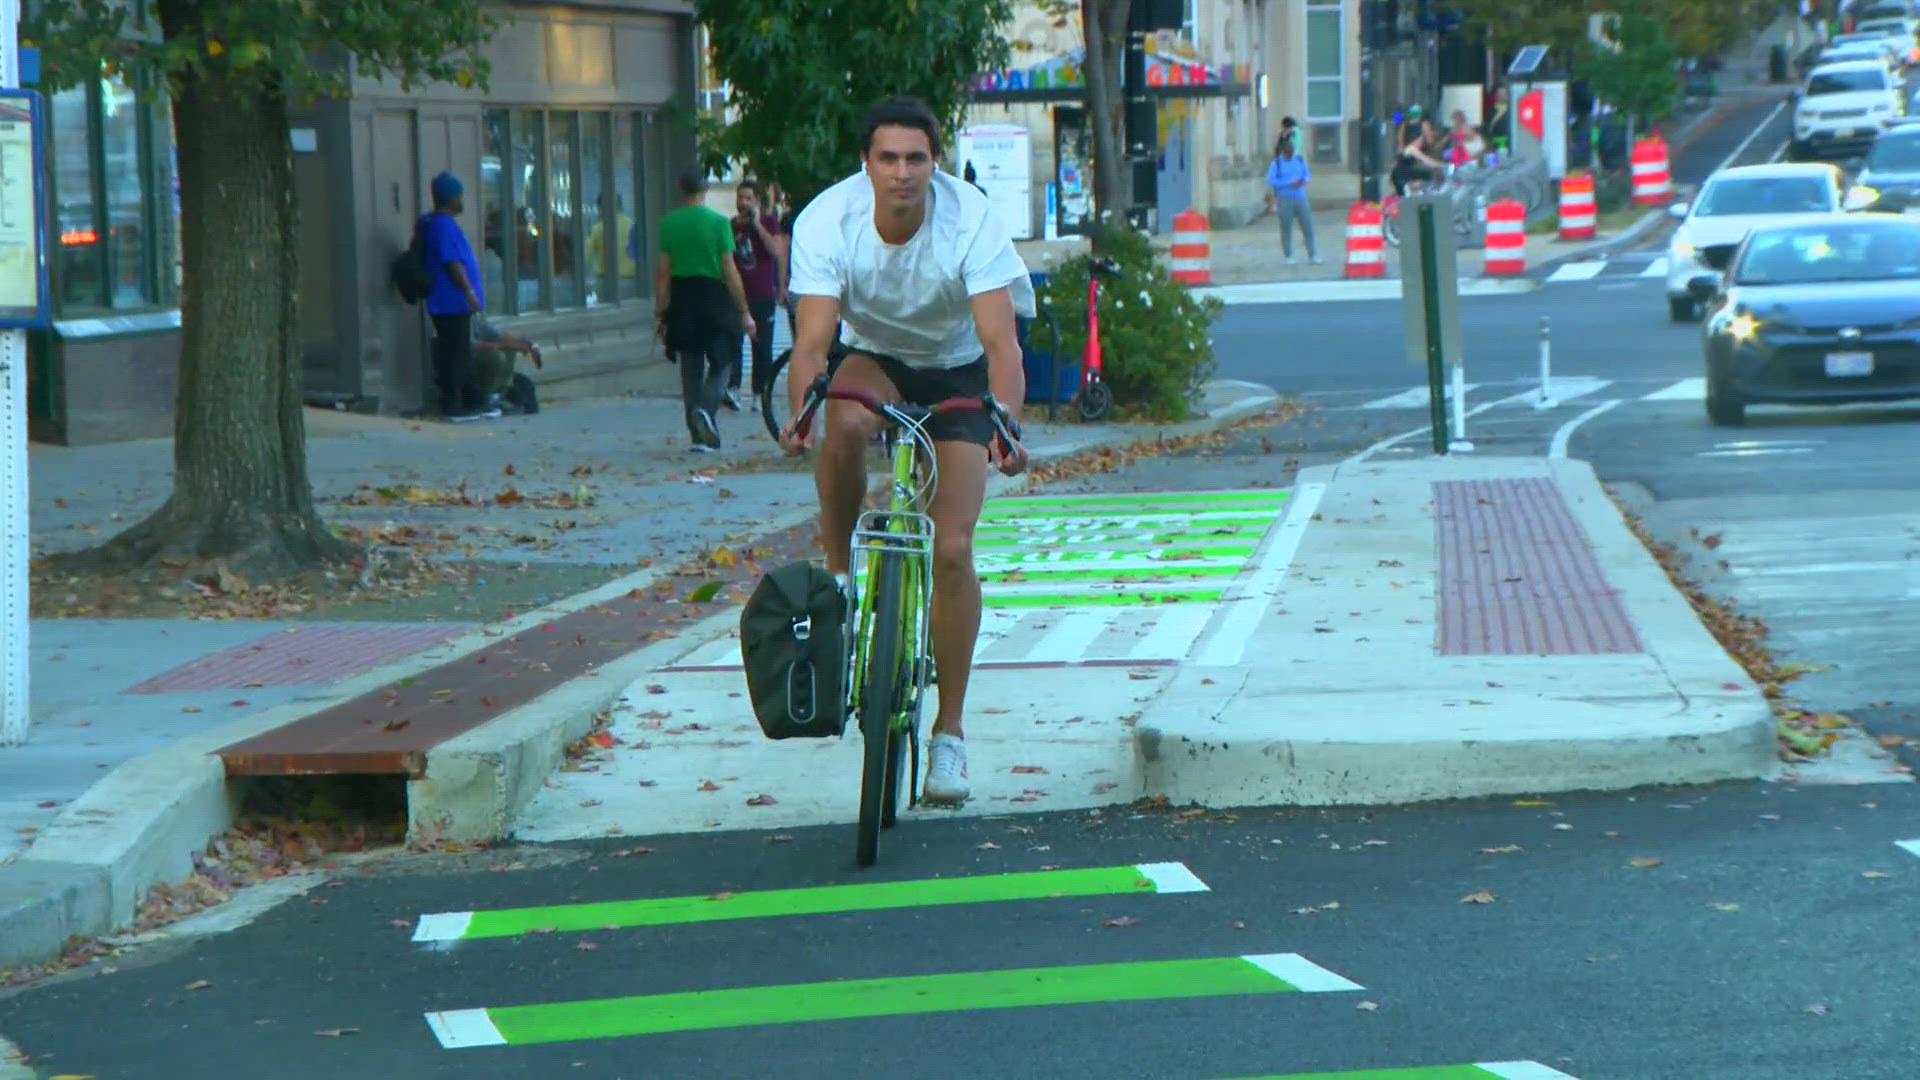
[739,563,848,739]
[391,219,433,304]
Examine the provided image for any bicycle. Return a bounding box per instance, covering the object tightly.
[785,372,1024,867]
[759,338,850,442]
[1382,163,1489,247]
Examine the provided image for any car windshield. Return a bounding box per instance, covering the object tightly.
[1821,48,1883,63]
[1807,69,1889,94]
[1695,176,1835,216]
[1734,226,1920,285]
[1868,134,1920,169]
[1858,21,1908,34]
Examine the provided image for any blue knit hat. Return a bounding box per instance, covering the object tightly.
[431,171,463,205]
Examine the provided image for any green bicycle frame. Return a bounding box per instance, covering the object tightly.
[847,426,936,744]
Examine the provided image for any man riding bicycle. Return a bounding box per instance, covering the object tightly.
[779,96,1035,806]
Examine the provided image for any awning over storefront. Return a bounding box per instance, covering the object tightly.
[970,47,1252,103]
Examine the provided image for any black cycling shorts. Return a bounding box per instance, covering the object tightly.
[838,350,996,447]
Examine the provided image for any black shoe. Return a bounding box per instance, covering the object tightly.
[690,408,720,450]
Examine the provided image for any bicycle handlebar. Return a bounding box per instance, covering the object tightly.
[789,373,1023,452]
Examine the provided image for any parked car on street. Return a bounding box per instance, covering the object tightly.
[1692,214,1920,425]
[1665,163,1848,321]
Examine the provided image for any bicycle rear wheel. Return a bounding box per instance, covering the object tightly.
[759,348,792,442]
[856,549,910,867]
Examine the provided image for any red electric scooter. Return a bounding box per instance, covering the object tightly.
[1076,255,1121,421]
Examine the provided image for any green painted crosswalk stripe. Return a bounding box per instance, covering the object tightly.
[1226,1065,1576,1080]
[991,490,1289,511]
[984,564,1242,582]
[424,953,1361,1048]
[976,514,1279,533]
[412,863,1206,943]
[984,587,1225,608]
[976,535,1261,555]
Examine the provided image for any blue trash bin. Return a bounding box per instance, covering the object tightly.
[1020,271,1080,405]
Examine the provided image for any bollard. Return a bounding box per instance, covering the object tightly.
[1533,315,1556,409]
[1631,136,1673,205]
[1170,207,1212,285]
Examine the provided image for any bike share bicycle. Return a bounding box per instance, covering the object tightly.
[742,367,1022,867]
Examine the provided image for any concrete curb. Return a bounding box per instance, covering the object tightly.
[0,379,1281,970]
[1133,456,1777,808]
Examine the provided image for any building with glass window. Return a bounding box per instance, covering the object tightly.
[25,0,698,444]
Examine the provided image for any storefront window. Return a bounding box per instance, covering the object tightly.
[101,75,152,308]
[480,109,509,314]
[580,111,609,304]
[1305,1,1343,121]
[548,110,582,308]
[611,112,642,299]
[511,109,548,312]
[50,85,100,310]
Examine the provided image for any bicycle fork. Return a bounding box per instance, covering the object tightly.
[847,442,937,806]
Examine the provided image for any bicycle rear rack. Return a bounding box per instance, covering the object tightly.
[850,509,936,732]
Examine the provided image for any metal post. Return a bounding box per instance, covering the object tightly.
[1533,314,1557,410]
[0,0,24,748]
[1418,203,1448,455]
[1359,9,1381,204]
[1448,361,1473,452]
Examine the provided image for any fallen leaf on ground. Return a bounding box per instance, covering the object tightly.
[1805,1003,1830,1016]
[976,841,1000,850]
[184,979,212,990]
[745,794,777,806]
[1513,799,1553,807]
[314,1028,360,1037]
[574,941,599,951]
[698,781,721,792]
[388,919,413,929]
[1710,903,1741,912]
[1356,1000,1380,1011]
[523,926,558,935]
[1863,870,1892,879]
[1479,845,1522,855]
[1102,916,1139,927]
[1629,857,1662,868]
[708,892,735,902]
[1459,890,1496,904]
[1009,765,1047,774]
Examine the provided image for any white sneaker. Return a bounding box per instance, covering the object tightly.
[923,732,970,805]
[1285,256,1298,266]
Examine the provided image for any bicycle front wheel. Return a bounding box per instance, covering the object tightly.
[759,348,792,442]
[856,549,910,867]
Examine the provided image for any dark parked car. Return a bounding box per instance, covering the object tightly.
[1694,213,1920,425]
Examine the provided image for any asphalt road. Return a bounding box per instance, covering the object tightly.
[10,95,1920,1080]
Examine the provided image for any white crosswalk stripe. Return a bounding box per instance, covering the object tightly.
[1360,385,1480,409]
[1641,257,1670,277]
[1545,260,1606,283]
[1642,377,1705,401]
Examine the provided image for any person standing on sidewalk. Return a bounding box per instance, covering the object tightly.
[420,172,495,422]
[726,179,787,409]
[1264,137,1319,265]
[655,170,757,452]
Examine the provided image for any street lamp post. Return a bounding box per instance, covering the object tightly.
[0,0,28,748]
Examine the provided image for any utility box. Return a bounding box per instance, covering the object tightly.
[1507,45,1570,180]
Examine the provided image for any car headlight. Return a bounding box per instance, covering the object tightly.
[1671,237,1696,258]
[1728,313,1761,341]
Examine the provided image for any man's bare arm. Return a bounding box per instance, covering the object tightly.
[969,286,1026,419]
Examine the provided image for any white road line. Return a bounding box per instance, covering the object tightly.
[1348,388,1541,462]
[1359,384,1479,409]
[1640,257,1670,277]
[1196,482,1325,667]
[1023,611,1112,663]
[1135,861,1211,893]
[1642,377,1705,401]
[1546,260,1607,282]
[1128,604,1214,660]
[1478,1064,1582,1080]
[1727,560,1911,577]
[1897,839,1920,859]
[1242,953,1364,992]
[1717,100,1787,173]
[1549,399,1622,458]
[1535,376,1613,406]
[424,1008,507,1049]
[1767,140,1790,164]
[412,911,474,943]
[1698,447,1813,457]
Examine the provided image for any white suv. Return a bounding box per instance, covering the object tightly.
[1791,60,1905,160]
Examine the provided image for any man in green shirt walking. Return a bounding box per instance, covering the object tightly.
[655,170,756,451]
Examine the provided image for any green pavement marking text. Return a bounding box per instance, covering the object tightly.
[424,953,1360,1048]
[1226,1064,1577,1080]
[412,862,1206,942]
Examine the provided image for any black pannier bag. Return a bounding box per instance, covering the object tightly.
[739,563,849,739]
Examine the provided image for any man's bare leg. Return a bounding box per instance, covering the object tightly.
[813,353,897,574]
[925,439,989,740]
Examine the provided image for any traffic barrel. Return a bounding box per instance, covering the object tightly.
[1343,202,1385,278]
[1631,136,1672,205]
[1558,172,1597,241]
[1170,208,1211,285]
[1483,198,1527,276]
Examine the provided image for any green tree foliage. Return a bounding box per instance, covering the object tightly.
[1444,0,1591,59]
[1585,6,1682,127]
[1036,225,1220,420]
[692,0,1016,207]
[25,0,496,576]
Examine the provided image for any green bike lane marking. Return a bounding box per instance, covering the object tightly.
[412,862,1207,943]
[985,587,1225,609]
[424,953,1362,1048]
[989,489,1288,510]
[1225,1065,1577,1080]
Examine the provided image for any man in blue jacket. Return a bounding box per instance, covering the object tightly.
[420,171,494,422]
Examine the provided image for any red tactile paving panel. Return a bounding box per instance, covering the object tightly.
[126,624,473,693]
[1434,478,1643,656]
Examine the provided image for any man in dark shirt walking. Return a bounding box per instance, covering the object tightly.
[727,179,786,408]
[420,171,493,422]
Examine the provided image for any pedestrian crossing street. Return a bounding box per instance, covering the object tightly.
[668,488,1296,672]
[1542,253,1671,284]
[1352,376,1710,411]
[409,859,1578,1076]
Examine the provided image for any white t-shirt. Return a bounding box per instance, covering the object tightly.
[788,168,1036,369]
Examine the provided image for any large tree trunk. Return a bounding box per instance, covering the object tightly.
[1083,0,1132,249]
[69,61,352,578]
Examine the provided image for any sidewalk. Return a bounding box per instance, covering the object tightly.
[0,377,1284,968]
[494,456,1774,846]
